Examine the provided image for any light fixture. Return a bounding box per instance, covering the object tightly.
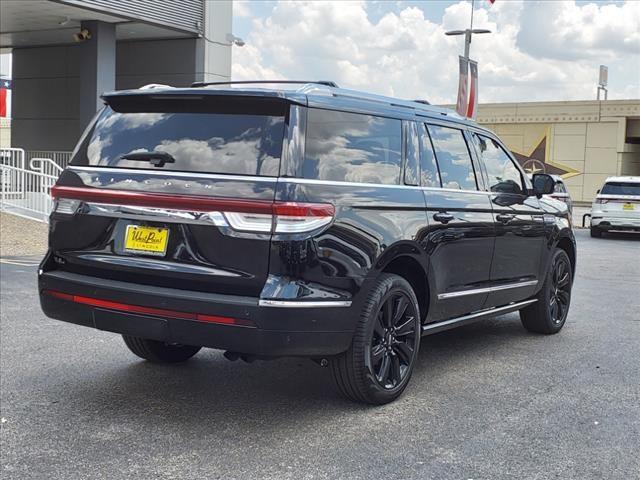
[225,33,245,47]
[73,28,91,42]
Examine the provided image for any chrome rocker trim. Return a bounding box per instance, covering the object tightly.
[422,299,537,336]
[437,280,538,300]
[258,299,352,308]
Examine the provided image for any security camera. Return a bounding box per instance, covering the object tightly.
[73,29,92,42]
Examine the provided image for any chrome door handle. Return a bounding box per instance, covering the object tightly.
[433,212,454,224]
[496,213,515,223]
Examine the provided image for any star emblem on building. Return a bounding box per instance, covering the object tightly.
[510,131,580,179]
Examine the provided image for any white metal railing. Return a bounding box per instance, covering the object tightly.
[26,150,73,169]
[0,163,59,223]
[1,148,64,223]
[30,157,64,177]
[0,148,26,197]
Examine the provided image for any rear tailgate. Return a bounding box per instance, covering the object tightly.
[47,92,289,297]
[594,181,640,219]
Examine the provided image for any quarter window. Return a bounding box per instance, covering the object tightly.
[471,133,524,195]
[418,123,441,188]
[427,125,477,190]
[404,122,419,186]
[303,109,402,185]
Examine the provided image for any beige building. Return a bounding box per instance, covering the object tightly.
[0,118,10,148]
[476,100,640,203]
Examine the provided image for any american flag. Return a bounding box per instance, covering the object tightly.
[0,79,11,118]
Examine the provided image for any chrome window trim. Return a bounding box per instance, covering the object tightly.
[437,280,539,300]
[258,299,352,308]
[67,166,492,195]
[68,166,279,183]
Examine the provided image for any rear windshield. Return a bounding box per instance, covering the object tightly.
[71,103,286,176]
[601,182,640,196]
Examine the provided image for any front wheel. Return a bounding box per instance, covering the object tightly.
[520,248,573,334]
[590,226,602,238]
[331,274,421,405]
[122,335,201,363]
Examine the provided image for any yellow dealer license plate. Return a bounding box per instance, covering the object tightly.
[622,203,635,211]
[124,225,169,256]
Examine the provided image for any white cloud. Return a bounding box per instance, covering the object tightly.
[233,0,253,18]
[232,0,640,103]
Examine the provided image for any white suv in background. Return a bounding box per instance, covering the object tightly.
[590,176,640,237]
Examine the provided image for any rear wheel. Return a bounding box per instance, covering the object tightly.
[520,249,573,334]
[590,226,602,238]
[122,335,201,363]
[331,274,421,405]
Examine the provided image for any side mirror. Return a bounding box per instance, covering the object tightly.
[597,189,601,194]
[532,173,554,197]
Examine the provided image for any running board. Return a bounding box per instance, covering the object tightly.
[421,299,537,336]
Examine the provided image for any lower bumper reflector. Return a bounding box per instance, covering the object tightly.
[43,289,256,328]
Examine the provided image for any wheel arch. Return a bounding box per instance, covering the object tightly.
[378,254,429,322]
[555,233,576,277]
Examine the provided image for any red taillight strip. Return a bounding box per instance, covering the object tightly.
[44,289,256,328]
[51,185,274,214]
[51,185,335,218]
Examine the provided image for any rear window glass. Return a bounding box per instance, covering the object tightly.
[601,182,640,196]
[71,106,286,176]
[303,109,402,185]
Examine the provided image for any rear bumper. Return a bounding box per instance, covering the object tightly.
[38,270,357,357]
[591,214,640,230]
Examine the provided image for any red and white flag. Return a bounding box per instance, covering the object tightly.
[0,79,11,118]
[466,60,478,119]
[455,56,469,117]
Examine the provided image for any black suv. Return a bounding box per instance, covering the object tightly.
[39,81,576,404]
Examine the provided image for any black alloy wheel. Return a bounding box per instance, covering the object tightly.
[520,248,573,334]
[368,291,419,390]
[549,253,571,325]
[331,273,422,404]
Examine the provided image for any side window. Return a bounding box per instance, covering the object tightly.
[303,109,402,185]
[554,181,566,194]
[417,123,441,187]
[471,133,524,195]
[404,122,419,186]
[427,125,477,190]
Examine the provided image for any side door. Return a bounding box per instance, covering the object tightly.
[468,132,546,307]
[421,123,495,321]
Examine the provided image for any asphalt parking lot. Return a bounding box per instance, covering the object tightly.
[1,230,638,480]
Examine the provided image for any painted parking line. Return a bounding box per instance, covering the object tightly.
[0,258,40,267]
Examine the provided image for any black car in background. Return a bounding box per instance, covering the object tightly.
[39,81,576,404]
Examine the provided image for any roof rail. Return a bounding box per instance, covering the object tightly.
[139,83,173,90]
[191,80,339,88]
[302,85,445,117]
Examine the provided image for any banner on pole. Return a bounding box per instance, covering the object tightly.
[466,60,478,119]
[455,56,469,117]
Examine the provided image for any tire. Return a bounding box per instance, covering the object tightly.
[590,226,602,238]
[122,335,201,363]
[520,248,573,334]
[331,273,422,405]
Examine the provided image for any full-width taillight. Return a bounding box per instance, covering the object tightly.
[594,198,609,204]
[51,185,335,234]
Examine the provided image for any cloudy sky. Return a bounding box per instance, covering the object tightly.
[232,0,640,104]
